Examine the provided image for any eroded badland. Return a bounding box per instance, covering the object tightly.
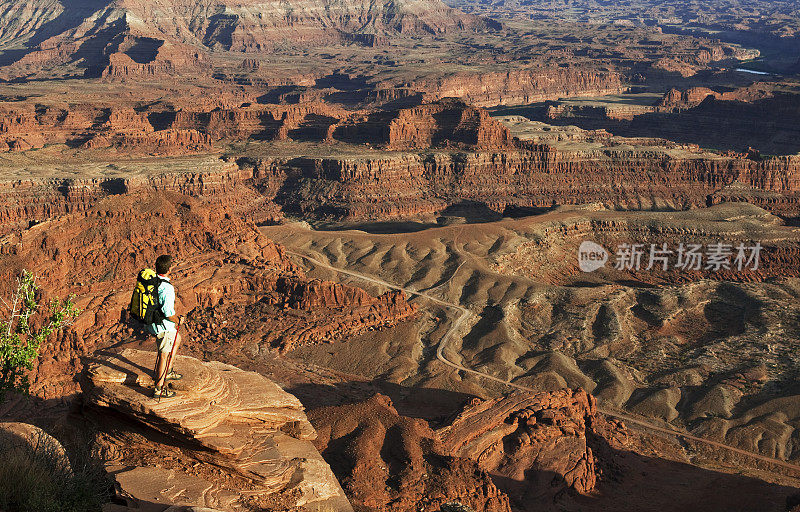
[1,1,800,511]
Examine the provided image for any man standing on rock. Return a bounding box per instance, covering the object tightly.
[148,254,184,399]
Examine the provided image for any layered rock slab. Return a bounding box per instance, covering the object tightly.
[81,348,352,512]
[437,389,597,508]
[0,421,71,471]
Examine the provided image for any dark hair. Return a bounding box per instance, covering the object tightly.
[155,255,173,275]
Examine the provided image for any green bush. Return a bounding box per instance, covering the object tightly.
[0,270,80,402]
[0,430,111,512]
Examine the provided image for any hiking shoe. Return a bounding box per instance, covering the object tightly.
[165,371,183,381]
[153,387,176,399]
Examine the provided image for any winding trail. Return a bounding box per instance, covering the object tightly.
[287,250,800,475]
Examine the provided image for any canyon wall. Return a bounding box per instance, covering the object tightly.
[250,146,800,221]
[409,68,626,107]
[0,102,347,153]
[385,100,513,149]
[0,161,276,236]
[1,132,798,245]
[335,100,513,149]
[0,99,517,154]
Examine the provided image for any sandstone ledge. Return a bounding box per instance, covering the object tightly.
[81,348,352,512]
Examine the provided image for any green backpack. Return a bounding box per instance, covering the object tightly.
[129,268,163,324]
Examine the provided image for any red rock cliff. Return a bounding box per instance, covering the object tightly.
[409,68,626,107]
[257,145,800,221]
[385,99,512,149]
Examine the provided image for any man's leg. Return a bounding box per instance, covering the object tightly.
[154,350,169,389]
[166,333,182,376]
[152,334,162,387]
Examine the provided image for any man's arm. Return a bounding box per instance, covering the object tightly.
[165,313,184,325]
[160,283,185,326]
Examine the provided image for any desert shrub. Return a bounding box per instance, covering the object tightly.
[0,429,111,512]
[0,270,80,402]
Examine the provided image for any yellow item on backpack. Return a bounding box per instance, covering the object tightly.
[129,268,163,324]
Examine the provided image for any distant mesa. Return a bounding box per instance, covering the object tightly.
[539,82,800,155]
[336,98,514,149]
[0,98,512,155]
[656,84,776,110]
[0,0,498,79]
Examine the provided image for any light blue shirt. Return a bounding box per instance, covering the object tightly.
[146,275,176,336]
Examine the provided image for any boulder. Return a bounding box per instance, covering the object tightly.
[0,421,71,473]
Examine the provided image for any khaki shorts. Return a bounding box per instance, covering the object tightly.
[156,330,178,354]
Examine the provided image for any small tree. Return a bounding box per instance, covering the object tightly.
[0,270,81,402]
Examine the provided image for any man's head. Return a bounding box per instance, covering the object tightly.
[156,254,173,276]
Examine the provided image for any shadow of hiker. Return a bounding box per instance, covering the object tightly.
[79,352,156,399]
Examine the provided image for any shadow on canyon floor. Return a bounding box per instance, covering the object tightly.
[573,431,799,512]
[287,378,476,425]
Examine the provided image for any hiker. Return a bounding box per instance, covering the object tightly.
[147,254,184,399]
